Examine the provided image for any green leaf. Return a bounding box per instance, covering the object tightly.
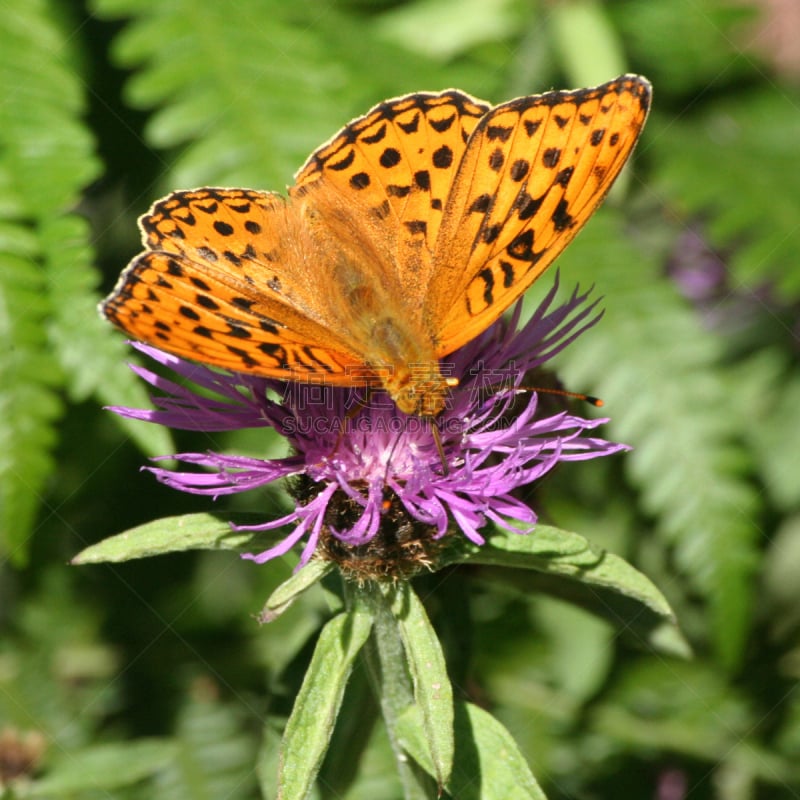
[469,524,679,638]
[590,657,752,761]
[0,0,92,562]
[733,352,800,512]
[398,701,547,800]
[277,608,373,800]
[260,559,334,622]
[92,0,492,191]
[0,0,168,561]
[29,738,176,796]
[375,0,522,60]
[71,511,285,564]
[0,251,62,563]
[389,583,454,788]
[361,584,434,800]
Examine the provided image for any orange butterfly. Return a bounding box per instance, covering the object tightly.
[103,75,651,416]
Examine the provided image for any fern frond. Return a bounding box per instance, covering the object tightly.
[0,4,73,562]
[154,693,259,800]
[649,86,800,298]
[0,250,62,562]
[93,0,386,188]
[0,1,172,563]
[92,0,498,190]
[732,350,800,512]
[549,209,762,669]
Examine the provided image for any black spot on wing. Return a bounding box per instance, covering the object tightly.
[398,114,420,135]
[469,194,493,214]
[404,220,427,235]
[432,145,453,169]
[362,123,387,144]
[524,119,541,137]
[486,124,513,142]
[551,199,575,232]
[196,294,219,310]
[414,170,430,190]
[488,148,504,171]
[510,159,529,181]
[179,305,200,321]
[430,113,456,133]
[190,276,211,291]
[506,229,536,261]
[329,149,356,171]
[499,260,514,288]
[479,267,494,305]
[542,148,561,168]
[380,148,401,168]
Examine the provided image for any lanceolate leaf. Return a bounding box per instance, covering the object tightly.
[277,609,373,800]
[71,512,283,563]
[390,584,455,789]
[398,701,547,800]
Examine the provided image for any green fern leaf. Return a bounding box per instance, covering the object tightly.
[92,0,384,188]
[0,1,174,562]
[0,250,62,562]
[649,86,800,297]
[549,209,762,670]
[154,693,259,800]
[41,214,173,456]
[92,0,496,190]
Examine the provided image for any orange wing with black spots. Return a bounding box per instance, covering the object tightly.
[102,188,367,381]
[102,77,651,415]
[428,74,651,354]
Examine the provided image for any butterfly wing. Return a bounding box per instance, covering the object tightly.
[428,74,652,355]
[292,90,490,308]
[102,188,367,381]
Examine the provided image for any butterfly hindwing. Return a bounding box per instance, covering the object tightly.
[429,75,651,355]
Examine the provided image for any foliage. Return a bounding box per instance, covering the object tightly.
[2,0,800,797]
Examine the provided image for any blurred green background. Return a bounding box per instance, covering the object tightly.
[2,0,800,797]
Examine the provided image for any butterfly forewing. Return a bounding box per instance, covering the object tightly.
[292,90,490,298]
[429,75,651,355]
[102,188,367,381]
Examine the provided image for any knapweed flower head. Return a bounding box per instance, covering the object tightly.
[110,279,628,580]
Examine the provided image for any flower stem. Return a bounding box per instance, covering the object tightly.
[346,581,435,800]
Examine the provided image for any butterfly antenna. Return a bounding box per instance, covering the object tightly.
[530,387,604,407]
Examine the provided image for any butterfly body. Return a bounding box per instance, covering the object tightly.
[102,76,651,416]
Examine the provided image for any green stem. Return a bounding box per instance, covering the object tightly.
[346,582,435,800]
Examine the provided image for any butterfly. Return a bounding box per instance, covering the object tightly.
[102,75,651,417]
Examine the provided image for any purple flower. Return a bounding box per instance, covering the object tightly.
[109,278,628,579]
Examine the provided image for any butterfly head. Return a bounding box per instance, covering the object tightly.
[386,368,458,417]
